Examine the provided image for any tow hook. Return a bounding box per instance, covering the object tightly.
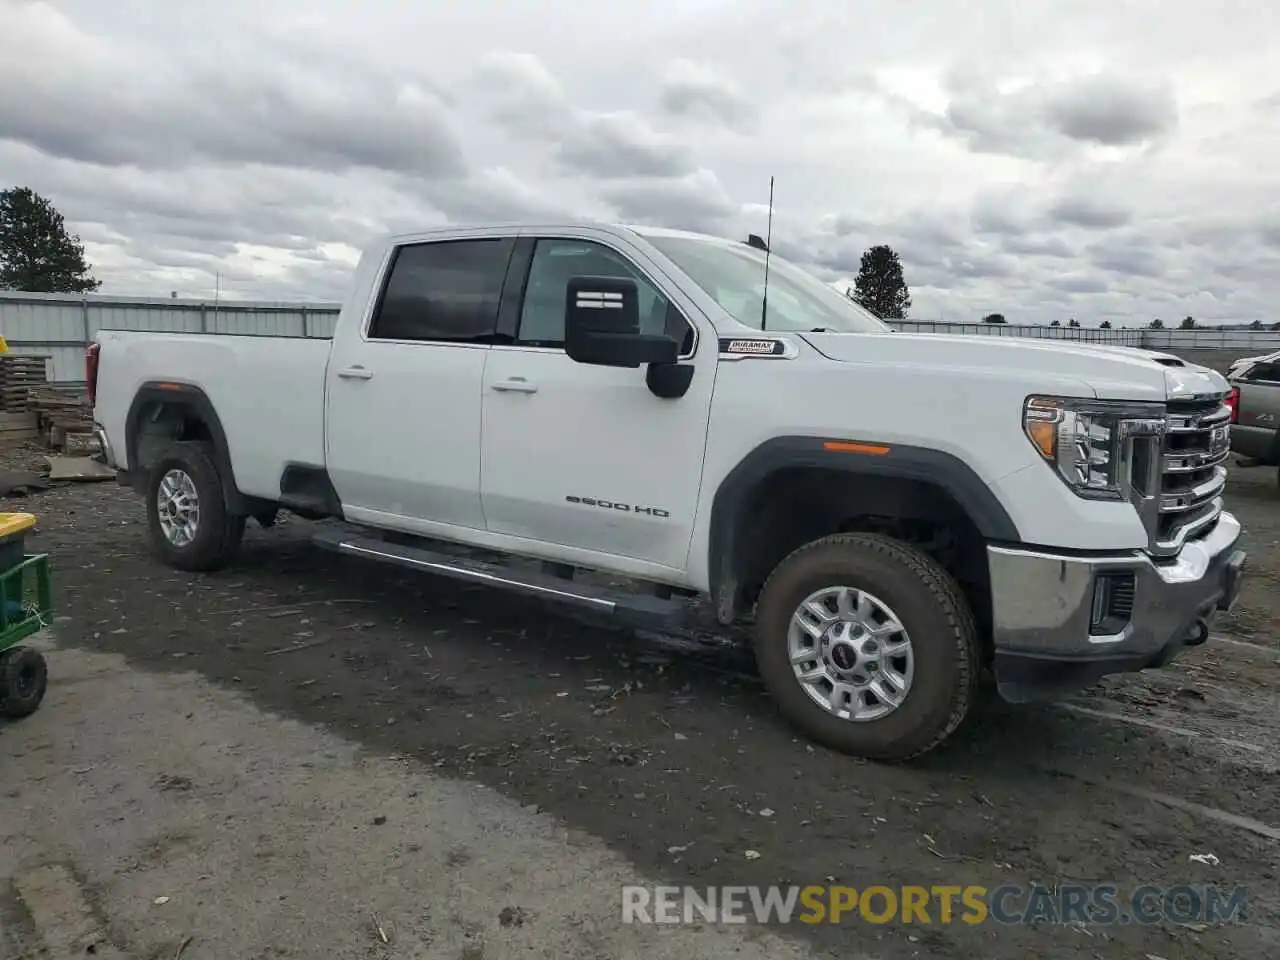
[1185,618,1210,647]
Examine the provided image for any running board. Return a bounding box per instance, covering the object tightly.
[312,529,686,629]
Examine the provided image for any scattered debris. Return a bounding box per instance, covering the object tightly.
[744,850,761,860]
[45,455,114,482]
[0,469,49,497]
[153,895,170,905]
[265,637,336,656]
[156,774,193,793]
[498,905,528,928]
[1189,853,1220,866]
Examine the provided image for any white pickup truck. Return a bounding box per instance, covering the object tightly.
[88,222,1247,761]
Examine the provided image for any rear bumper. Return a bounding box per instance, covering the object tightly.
[1231,423,1278,464]
[987,512,1246,701]
[93,422,117,469]
[94,422,138,490]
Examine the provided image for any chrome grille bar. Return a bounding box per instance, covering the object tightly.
[1152,396,1230,555]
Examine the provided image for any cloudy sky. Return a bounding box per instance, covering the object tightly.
[2,0,1278,325]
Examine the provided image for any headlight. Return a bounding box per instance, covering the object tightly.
[1023,396,1166,500]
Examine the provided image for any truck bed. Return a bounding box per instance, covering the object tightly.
[93,331,332,499]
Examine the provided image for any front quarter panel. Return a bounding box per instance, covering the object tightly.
[689,341,1152,588]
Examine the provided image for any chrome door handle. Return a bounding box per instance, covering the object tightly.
[491,378,538,394]
[337,366,374,380]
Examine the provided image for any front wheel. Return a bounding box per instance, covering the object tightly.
[146,442,245,572]
[753,533,980,762]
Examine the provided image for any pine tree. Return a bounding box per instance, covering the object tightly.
[0,187,101,293]
[851,245,911,319]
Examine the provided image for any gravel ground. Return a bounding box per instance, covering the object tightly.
[3,445,1280,959]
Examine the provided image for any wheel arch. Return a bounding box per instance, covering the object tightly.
[706,436,1021,624]
[125,382,246,512]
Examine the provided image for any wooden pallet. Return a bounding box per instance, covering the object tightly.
[0,410,38,444]
[46,422,96,451]
[0,355,51,411]
[23,383,93,450]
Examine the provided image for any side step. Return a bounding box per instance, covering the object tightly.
[312,529,686,630]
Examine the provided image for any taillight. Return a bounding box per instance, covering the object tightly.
[85,342,101,408]
[1226,386,1239,424]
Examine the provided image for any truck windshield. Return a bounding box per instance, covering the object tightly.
[644,233,891,334]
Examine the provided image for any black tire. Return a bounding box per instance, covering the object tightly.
[146,441,245,572]
[753,533,980,762]
[0,646,47,719]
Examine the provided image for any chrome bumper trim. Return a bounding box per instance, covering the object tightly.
[987,511,1244,660]
[92,422,117,469]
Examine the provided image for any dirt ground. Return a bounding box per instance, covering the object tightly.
[3,448,1280,959]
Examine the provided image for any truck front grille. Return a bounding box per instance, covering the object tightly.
[1153,396,1230,554]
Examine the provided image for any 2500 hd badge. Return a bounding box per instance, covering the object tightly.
[565,495,670,518]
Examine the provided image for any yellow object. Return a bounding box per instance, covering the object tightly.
[0,513,36,539]
[0,335,8,353]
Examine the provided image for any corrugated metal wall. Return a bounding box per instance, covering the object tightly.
[3,291,1278,383]
[0,292,340,381]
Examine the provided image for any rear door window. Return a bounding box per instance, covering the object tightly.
[368,238,515,344]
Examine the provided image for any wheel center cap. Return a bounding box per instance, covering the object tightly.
[830,642,858,671]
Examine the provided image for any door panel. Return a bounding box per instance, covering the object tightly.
[1234,363,1280,462]
[325,236,515,530]
[479,234,713,571]
[328,342,490,526]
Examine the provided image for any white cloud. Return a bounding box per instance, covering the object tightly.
[1,0,1278,325]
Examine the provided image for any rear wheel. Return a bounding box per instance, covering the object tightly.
[753,533,979,761]
[146,442,245,571]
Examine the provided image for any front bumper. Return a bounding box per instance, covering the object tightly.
[987,512,1246,702]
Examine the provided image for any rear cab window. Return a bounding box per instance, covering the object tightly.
[1244,362,1280,383]
[367,237,516,344]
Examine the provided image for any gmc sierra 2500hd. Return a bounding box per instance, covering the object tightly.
[88,222,1248,760]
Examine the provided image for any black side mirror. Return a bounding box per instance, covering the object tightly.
[564,276,679,368]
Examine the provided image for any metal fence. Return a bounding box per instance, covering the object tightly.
[3,291,1278,383]
[890,320,1147,346]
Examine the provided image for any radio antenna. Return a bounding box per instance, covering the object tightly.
[760,175,774,331]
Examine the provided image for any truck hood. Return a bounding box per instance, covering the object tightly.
[798,332,1229,402]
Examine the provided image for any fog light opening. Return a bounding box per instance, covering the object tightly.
[1090,571,1136,636]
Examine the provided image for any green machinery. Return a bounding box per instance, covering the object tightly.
[0,513,50,718]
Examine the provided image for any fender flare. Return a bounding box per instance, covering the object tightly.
[125,382,245,510]
[706,436,1021,620]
